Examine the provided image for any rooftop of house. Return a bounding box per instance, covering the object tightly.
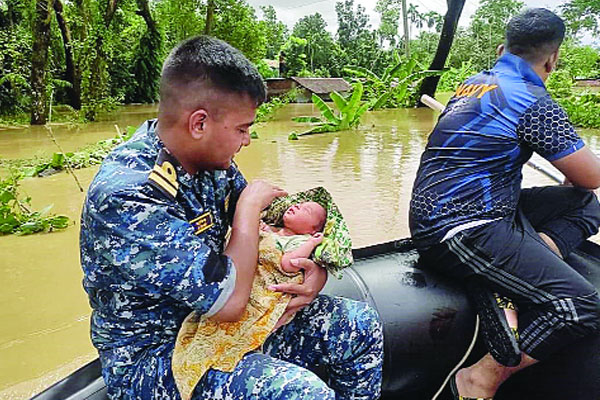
[290,77,352,94]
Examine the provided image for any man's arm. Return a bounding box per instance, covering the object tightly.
[270,258,327,330]
[90,191,239,318]
[212,180,287,322]
[552,147,600,190]
[519,96,600,189]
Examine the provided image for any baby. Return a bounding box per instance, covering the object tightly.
[260,201,327,274]
[172,201,328,400]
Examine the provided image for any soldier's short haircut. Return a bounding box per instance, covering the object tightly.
[505,8,565,64]
[160,36,266,106]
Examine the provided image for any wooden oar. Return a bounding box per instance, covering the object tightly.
[420,94,563,184]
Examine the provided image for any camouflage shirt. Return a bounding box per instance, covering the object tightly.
[80,119,246,384]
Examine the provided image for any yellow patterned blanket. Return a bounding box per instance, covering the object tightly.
[171,231,303,400]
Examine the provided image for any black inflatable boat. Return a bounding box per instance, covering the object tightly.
[31,238,600,400]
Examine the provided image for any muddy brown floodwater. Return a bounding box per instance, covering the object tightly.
[1,102,599,399]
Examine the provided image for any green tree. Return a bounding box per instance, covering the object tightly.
[154,0,205,51]
[30,0,54,124]
[127,0,162,103]
[562,0,600,36]
[376,0,401,47]
[281,35,308,77]
[407,6,442,38]
[53,0,79,109]
[292,13,336,74]
[76,0,123,120]
[0,0,33,118]
[205,0,215,34]
[559,39,600,78]
[376,1,442,49]
[335,0,370,50]
[335,0,381,73]
[212,0,266,62]
[468,0,523,69]
[442,0,524,72]
[260,5,287,60]
[410,31,440,67]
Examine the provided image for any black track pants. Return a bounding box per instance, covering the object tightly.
[419,186,600,360]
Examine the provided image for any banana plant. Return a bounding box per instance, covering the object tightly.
[344,52,443,109]
[290,81,370,137]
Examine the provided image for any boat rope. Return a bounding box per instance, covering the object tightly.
[431,315,480,400]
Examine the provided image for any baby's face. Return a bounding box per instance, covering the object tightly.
[282,201,326,235]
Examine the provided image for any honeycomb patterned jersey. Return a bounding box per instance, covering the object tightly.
[409,52,584,247]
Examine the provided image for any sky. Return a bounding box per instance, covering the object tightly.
[246,0,596,45]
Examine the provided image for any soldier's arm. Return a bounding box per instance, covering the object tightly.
[212,180,287,322]
[93,191,239,318]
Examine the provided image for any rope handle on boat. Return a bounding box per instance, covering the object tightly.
[420,94,563,184]
[430,315,480,400]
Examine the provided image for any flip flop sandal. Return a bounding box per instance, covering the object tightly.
[466,282,521,367]
[450,372,494,400]
[494,293,519,341]
[494,293,516,311]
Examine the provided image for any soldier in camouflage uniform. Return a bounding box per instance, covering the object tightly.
[80,36,383,400]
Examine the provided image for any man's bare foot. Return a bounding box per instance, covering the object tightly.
[453,353,538,399]
[455,368,497,399]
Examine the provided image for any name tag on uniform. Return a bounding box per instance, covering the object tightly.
[191,211,214,235]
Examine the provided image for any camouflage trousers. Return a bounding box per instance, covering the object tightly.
[193,295,384,400]
[103,295,383,400]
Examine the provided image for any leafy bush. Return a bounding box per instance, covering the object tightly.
[558,92,600,128]
[437,60,477,92]
[255,89,299,123]
[547,69,600,129]
[256,59,278,79]
[0,24,32,118]
[547,69,574,99]
[0,175,69,235]
[281,36,308,77]
[559,41,600,79]
[344,52,442,109]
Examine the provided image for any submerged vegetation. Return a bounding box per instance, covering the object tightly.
[560,93,600,128]
[1,126,137,177]
[291,81,370,136]
[0,125,136,235]
[255,89,300,123]
[547,67,600,129]
[0,175,69,235]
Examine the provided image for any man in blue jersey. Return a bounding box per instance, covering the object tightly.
[410,9,600,399]
[80,36,383,400]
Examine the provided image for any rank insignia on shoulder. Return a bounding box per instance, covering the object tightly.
[224,193,231,214]
[148,148,180,200]
[190,211,214,235]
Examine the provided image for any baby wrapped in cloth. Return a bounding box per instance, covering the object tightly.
[172,187,353,400]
